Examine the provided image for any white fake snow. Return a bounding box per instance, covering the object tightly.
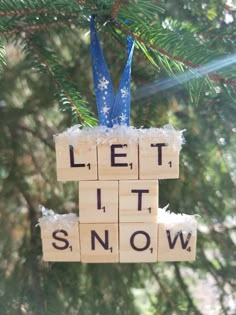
[37,205,79,230]
[158,205,199,235]
[54,124,185,150]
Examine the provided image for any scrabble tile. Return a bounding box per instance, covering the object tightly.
[157,222,197,261]
[55,135,97,181]
[119,180,158,223]
[139,134,180,179]
[97,137,138,180]
[79,181,118,223]
[119,223,158,263]
[40,222,80,262]
[80,224,119,263]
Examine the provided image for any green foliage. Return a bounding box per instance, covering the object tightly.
[23,32,97,125]
[0,36,6,72]
[0,1,236,315]
[111,16,235,105]
[1,0,235,114]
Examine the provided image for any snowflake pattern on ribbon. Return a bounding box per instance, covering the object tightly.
[98,77,109,91]
[121,87,129,98]
[90,17,134,127]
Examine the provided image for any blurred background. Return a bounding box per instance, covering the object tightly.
[0,0,236,314]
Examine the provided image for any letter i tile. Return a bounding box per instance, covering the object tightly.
[79,181,118,223]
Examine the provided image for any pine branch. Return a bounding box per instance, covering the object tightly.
[24,33,97,126]
[0,0,114,45]
[0,36,6,72]
[0,0,111,22]
[1,1,235,90]
[0,8,78,17]
[105,7,236,104]
[111,0,138,19]
[1,0,235,110]
[111,2,235,84]
[0,0,94,14]
[0,20,76,36]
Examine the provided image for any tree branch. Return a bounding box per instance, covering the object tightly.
[0,9,77,17]
[173,263,203,314]
[1,20,75,36]
[29,39,85,123]
[18,188,44,315]
[115,21,236,88]
[148,264,182,315]
[17,124,54,150]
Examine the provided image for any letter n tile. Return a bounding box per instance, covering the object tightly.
[80,224,119,263]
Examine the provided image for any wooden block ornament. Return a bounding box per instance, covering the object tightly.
[54,133,97,181]
[157,207,197,261]
[38,207,80,262]
[80,223,119,263]
[119,180,159,223]
[79,180,118,223]
[38,17,197,264]
[97,129,139,180]
[119,223,158,263]
[139,127,183,179]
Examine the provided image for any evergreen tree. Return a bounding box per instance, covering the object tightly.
[0,1,235,314]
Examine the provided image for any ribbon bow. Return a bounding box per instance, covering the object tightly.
[90,17,134,127]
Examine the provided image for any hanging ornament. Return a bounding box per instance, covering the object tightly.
[38,18,198,263]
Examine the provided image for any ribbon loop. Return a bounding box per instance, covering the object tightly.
[90,17,134,127]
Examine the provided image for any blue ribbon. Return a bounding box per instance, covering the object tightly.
[90,17,134,127]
